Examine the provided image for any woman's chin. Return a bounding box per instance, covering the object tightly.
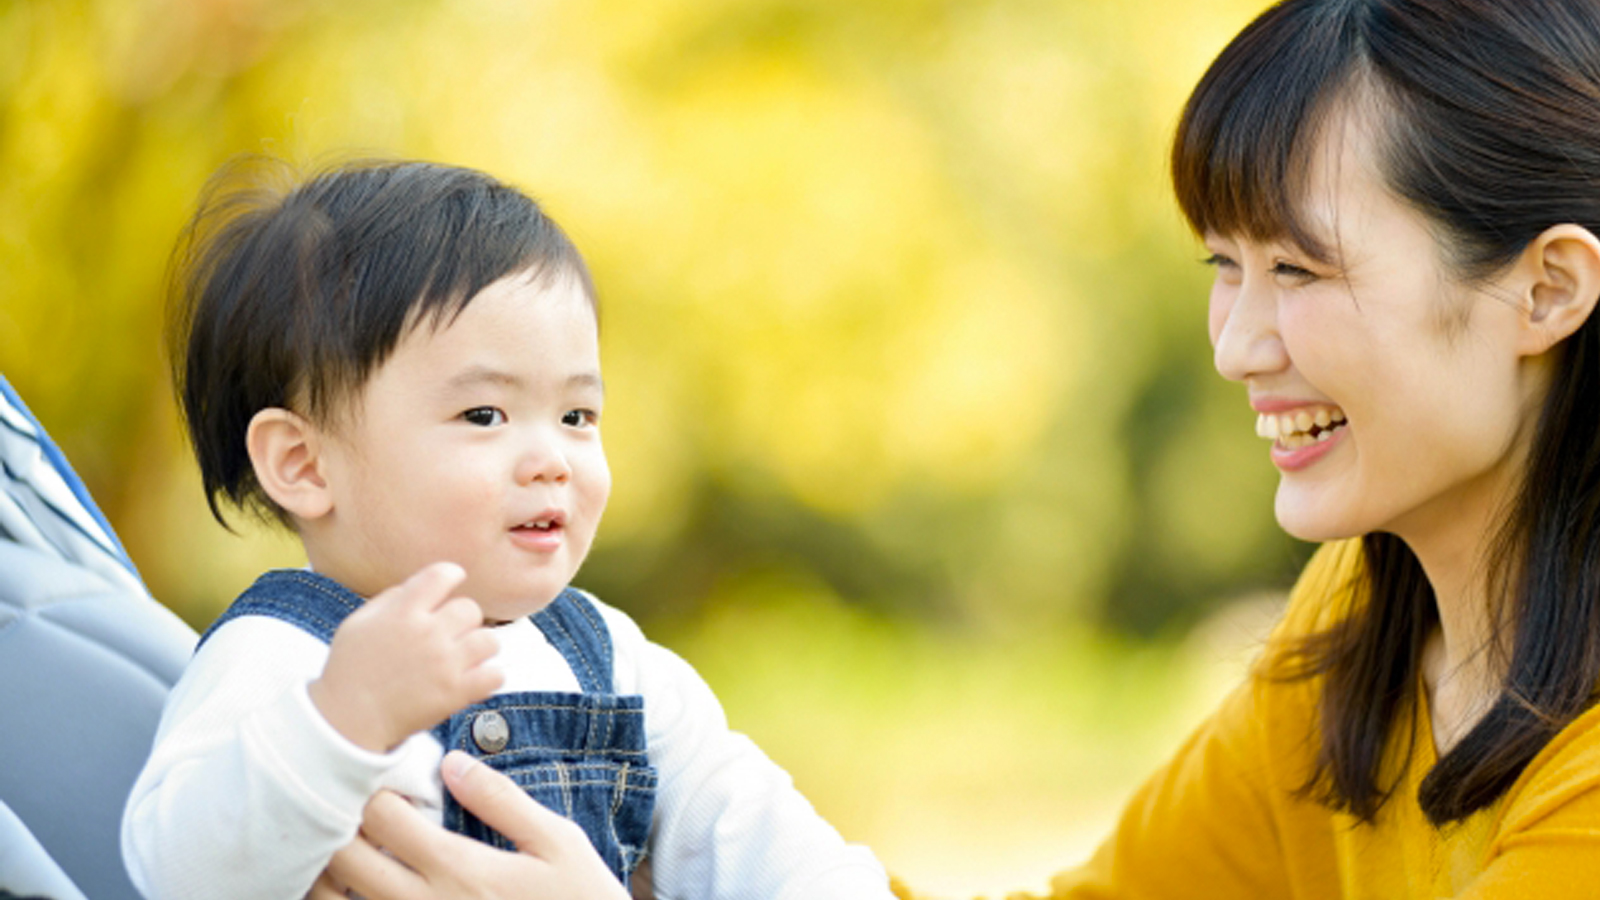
[1275,490,1365,544]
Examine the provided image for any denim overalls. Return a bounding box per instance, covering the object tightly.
[198,570,656,883]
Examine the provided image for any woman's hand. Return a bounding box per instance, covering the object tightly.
[309,750,629,900]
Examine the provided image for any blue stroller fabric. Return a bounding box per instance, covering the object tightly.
[0,375,146,596]
[0,374,192,900]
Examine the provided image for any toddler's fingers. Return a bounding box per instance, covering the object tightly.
[436,595,487,635]
[459,659,505,705]
[459,627,501,668]
[375,562,467,614]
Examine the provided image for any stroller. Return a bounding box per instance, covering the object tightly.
[0,375,197,900]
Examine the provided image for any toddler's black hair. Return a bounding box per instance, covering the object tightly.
[169,157,596,528]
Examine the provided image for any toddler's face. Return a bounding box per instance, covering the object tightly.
[310,269,608,621]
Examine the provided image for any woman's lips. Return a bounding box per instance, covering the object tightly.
[1270,422,1348,471]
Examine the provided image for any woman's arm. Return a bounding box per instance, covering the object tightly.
[1036,542,1366,900]
[312,751,628,900]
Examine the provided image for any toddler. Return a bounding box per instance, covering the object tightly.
[122,159,894,900]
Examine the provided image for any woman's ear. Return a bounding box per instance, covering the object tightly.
[246,408,334,522]
[1516,223,1600,357]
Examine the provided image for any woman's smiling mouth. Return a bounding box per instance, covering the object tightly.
[1256,405,1348,449]
[1255,404,1349,470]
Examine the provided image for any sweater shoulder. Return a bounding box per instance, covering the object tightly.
[1255,539,1365,677]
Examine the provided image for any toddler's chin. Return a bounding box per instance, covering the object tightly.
[479,592,563,625]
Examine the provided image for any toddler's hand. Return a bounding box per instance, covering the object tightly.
[309,562,504,753]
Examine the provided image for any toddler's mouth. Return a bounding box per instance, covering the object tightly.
[513,511,566,533]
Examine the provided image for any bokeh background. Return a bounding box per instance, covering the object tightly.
[1,0,1313,894]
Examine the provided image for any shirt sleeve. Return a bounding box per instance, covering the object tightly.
[1038,541,1365,900]
[596,600,896,900]
[1043,675,1301,900]
[1457,704,1600,899]
[120,616,407,900]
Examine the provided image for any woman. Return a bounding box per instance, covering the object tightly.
[1044,0,1600,894]
[325,0,1600,896]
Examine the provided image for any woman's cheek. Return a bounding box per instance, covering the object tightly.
[1276,298,1336,372]
[1206,283,1234,347]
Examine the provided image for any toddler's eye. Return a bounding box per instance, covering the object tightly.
[562,409,598,428]
[1202,253,1238,270]
[462,407,506,427]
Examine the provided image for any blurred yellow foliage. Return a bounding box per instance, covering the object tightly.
[1,0,1292,628]
[1,0,1308,894]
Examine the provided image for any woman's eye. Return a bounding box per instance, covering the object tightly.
[1272,261,1317,281]
[562,409,598,428]
[1202,253,1238,270]
[462,407,506,427]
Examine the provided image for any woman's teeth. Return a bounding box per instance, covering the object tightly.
[1256,407,1348,449]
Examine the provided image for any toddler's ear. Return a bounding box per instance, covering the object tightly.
[247,408,334,521]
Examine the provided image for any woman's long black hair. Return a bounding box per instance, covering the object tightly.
[1172,0,1600,825]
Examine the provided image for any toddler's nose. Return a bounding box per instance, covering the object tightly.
[514,434,572,485]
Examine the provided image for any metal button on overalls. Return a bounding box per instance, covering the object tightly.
[472,710,510,753]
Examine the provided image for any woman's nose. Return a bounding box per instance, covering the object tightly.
[1211,278,1289,383]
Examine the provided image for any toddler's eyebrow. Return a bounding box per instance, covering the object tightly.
[443,366,604,395]
[568,372,605,395]
[446,366,522,390]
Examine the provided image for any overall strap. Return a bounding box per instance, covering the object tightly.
[530,588,614,694]
[196,569,364,649]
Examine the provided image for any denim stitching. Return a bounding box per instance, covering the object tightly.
[450,702,643,714]
[505,771,643,784]
[540,608,602,692]
[499,766,656,781]
[557,760,574,817]
[569,590,615,685]
[450,743,648,757]
[607,761,629,870]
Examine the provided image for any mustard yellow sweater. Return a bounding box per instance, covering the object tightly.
[991,540,1600,900]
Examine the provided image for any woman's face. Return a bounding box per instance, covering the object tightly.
[1203,112,1546,548]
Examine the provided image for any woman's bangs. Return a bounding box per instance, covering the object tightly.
[1171,0,1361,257]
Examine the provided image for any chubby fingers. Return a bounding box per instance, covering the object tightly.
[439,599,502,704]
[457,640,505,703]
[437,594,489,634]
[378,563,501,689]
[372,561,468,616]
[384,565,500,670]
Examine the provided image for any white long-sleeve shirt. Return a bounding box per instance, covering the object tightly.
[122,592,892,900]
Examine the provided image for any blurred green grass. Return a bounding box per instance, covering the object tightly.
[657,567,1286,897]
